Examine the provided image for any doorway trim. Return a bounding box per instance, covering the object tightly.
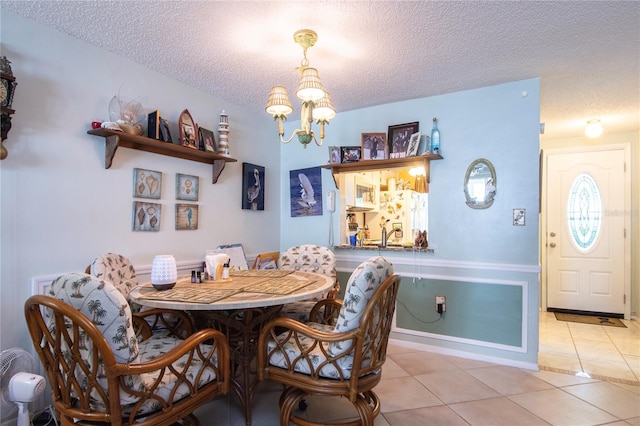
[541,143,631,319]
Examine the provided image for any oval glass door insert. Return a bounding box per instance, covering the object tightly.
[567,173,602,251]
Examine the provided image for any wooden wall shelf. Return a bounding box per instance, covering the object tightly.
[320,153,443,188]
[87,128,237,183]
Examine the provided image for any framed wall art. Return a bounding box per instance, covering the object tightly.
[361,133,387,160]
[147,110,160,139]
[179,109,198,149]
[289,166,323,217]
[242,162,265,211]
[513,208,526,226]
[388,121,419,159]
[133,168,162,199]
[133,201,161,232]
[159,117,173,143]
[328,146,341,164]
[176,173,199,201]
[198,127,216,152]
[406,132,422,156]
[340,146,361,163]
[176,203,198,230]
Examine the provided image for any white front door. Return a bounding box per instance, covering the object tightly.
[545,147,628,316]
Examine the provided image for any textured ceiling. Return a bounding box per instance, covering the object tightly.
[3,1,639,140]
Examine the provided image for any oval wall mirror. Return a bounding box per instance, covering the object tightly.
[464,158,496,209]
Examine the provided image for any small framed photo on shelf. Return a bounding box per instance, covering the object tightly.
[341,146,361,163]
[388,122,419,159]
[159,118,173,143]
[179,109,198,149]
[328,146,341,164]
[361,133,387,160]
[147,110,160,139]
[406,132,422,156]
[133,168,162,199]
[175,203,198,230]
[198,127,217,152]
[176,173,199,201]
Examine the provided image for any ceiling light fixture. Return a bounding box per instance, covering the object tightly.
[585,119,603,138]
[265,29,335,148]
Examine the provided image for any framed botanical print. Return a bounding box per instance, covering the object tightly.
[388,122,419,159]
[176,203,198,230]
[176,173,199,201]
[133,168,162,199]
[133,201,160,231]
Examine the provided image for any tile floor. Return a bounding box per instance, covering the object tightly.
[196,315,640,425]
[538,312,640,385]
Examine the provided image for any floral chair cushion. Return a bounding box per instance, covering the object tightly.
[265,257,394,380]
[90,253,138,303]
[47,273,221,414]
[265,323,356,379]
[278,245,338,322]
[329,256,394,356]
[47,273,143,405]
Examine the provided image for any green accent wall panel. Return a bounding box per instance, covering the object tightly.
[395,277,523,347]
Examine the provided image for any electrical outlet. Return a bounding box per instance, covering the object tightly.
[435,296,446,313]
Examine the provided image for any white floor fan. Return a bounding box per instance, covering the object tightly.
[0,348,46,426]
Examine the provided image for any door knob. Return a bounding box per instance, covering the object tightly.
[550,232,556,237]
[549,242,556,248]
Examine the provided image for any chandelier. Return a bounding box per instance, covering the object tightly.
[265,29,336,148]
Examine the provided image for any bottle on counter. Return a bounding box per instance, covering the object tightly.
[222,260,230,280]
[431,117,440,154]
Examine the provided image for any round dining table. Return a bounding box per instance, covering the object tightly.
[130,269,334,426]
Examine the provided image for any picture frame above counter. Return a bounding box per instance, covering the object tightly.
[87,128,237,183]
[320,152,443,189]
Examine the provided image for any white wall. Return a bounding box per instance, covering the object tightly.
[0,12,280,352]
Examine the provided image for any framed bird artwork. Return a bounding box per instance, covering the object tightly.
[289,166,323,217]
[242,163,265,210]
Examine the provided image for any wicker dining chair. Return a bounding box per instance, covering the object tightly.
[257,256,400,426]
[25,272,230,426]
[87,252,191,339]
[277,244,339,323]
[251,251,280,270]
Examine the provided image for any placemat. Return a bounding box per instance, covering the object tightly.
[243,278,314,295]
[230,269,293,278]
[138,286,241,304]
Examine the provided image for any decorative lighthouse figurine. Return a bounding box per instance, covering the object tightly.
[217,110,230,157]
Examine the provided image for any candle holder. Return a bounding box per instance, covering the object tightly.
[150,255,178,290]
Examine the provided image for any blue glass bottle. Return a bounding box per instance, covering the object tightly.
[430,117,440,154]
